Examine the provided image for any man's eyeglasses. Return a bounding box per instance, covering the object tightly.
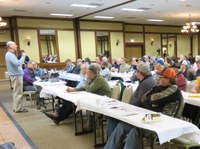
[159,76,168,79]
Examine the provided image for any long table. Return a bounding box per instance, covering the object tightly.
[181,91,200,107]
[59,72,132,82]
[33,81,200,145]
[58,73,200,107]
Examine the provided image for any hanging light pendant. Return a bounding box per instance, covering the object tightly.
[181,14,199,36]
[0,17,7,27]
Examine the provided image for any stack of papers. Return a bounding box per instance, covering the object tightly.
[188,93,200,98]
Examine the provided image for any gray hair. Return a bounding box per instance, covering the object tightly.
[102,56,108,62]
[88,64,99,75]
[137,62,151,76]
[65,59,72,62]
[77,58,82,63]
[101,61,108,67]
[88,63,101,74]
[6,41,16,49]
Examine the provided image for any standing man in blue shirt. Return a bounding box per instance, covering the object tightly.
[5,41,28,113]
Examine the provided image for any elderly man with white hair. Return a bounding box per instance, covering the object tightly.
[5,41,28,113]
[102,56,112,70]
[119,58,130,73]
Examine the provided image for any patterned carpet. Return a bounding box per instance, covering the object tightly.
[0,102,36,149]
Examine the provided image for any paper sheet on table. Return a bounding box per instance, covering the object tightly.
[101,101,123,109]
[188,93,200,98]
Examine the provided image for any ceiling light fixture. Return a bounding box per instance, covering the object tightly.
[181,14,199,36]
[0,17,7,27]
[121,8,145,12]
[50,13,73,17]
[94,16,114,19]
[147,19,164,22]
[71,4,98,8]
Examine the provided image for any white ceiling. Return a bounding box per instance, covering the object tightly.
[0,0,200,26]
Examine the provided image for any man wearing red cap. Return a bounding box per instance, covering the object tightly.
[105,68,183,149]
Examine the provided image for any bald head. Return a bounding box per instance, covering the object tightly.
[6,41,17,52]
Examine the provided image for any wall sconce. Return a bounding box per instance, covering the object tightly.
[130,39,135,42]
[151,39,154,46]
[169,41,172,47]
[26,37,31,46]
[116,39,119,46]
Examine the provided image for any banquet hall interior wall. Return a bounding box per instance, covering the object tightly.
[0,17,199,78]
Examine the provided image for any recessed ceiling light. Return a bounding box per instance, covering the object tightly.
[147,19,164,22]
[94,16,114,19]
[121,8,145,12]
[50,13,73,17]
[71,4,98,8]
[178,0,186,1]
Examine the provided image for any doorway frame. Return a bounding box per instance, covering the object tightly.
[125,42,144,59]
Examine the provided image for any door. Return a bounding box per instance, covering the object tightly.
[0,44,7,79]
[125,43,144,64]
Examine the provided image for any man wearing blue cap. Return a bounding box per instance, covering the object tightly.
[153,59,165,85]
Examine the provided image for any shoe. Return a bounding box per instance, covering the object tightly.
[44,112,59,119]
[44,112,60,125]
[14,108,28,113]
[53,119,60,125]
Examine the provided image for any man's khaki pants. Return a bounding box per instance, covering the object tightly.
[10,76,23,112]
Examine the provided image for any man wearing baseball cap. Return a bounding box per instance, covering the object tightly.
[154,59,165,85]
[105,68,183,149]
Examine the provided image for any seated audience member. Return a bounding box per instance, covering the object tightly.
[149,57,155,71]
[23,60,37,91]
[102,56,112,70]
[179,54,191,68]
[191,77,200,93]
[44,63,89,124]
[174,68,187,92]
[107,62,156,138]
[111,58,121,72]
[173,58,181,68]
[105,68,182,149]
[153,59,164,85]
[192,55,200,72]
[143,55,150,65]
[119,58,130,73]
[111,58,117,67]
[164,56,173,67]
[72,58,82,74]
[17,49,30,68]
[129,57,137,73]
[95,56,101,65]
[195,59,200,78]
[83,57,91,65]
[45,64,111,124]
[63,59,75,73]
[180,60,195,81]
[182,77,200,125]
[34,63,45,78]
[67,64,111,96]
[24,60,45,107]
[188,53,195,65]
[100,61,111,81]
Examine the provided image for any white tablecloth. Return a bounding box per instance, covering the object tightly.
[182,91,200,107]
[111,72,132,82]
[33,81,200,145]
[77,96,200,144]
[59,73,81,82]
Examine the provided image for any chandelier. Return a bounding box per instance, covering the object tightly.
[181,14,199,36]
[0,17,7,27]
